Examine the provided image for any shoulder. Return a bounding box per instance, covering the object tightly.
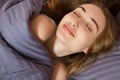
[29,14,56,43]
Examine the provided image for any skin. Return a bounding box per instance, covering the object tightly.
[45,4,106,57]
[51,61,67,80]
[29,14,55,43]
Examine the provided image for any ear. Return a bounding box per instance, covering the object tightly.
[83,46,95,54]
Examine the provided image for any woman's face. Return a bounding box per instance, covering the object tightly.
[56,4,106,55]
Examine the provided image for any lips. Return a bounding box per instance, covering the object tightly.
[63,24,75,37]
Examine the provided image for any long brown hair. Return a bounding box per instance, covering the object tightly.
[42,0,120,76]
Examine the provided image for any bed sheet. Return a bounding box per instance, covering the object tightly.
[0,0,53,80]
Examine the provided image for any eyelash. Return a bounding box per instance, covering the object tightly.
[73,11,80,18]
[73,11,92,32]
[85,25,92,32]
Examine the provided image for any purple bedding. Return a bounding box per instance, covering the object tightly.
[0,0,120,80]
[0,0,53,80]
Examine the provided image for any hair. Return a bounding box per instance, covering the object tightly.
[42,0,76,24]
[42,0,120,76]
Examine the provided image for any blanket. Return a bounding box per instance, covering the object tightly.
[0,0,53,80]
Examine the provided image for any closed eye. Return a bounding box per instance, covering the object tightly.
[73,11,80,18]
[85,25,92,32]
[73,11,92,32]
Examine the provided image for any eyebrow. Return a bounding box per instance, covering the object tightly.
[79,6,86,12]
[79,6,99,32]
[91,18,99,32]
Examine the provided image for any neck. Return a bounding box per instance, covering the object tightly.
[44,35,71,57]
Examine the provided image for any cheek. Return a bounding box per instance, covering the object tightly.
[76,32,96,49]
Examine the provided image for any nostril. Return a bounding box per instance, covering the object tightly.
[73,24,76,27]
[72,24,78,29]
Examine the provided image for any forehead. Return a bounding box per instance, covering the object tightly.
[81,4,106,34]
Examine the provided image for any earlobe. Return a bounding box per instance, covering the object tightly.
[83,48,89,54]
[84,46,96,54]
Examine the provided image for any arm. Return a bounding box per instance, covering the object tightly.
[51,62,67,80]
[29,14,56,43]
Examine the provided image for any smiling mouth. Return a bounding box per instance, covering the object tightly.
[63,24,75,37]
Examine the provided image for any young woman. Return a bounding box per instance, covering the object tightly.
[0,0,119,80]
[29,0,119,80]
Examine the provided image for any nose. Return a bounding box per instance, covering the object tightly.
[71,18,79,29]
[71,18,85,29]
